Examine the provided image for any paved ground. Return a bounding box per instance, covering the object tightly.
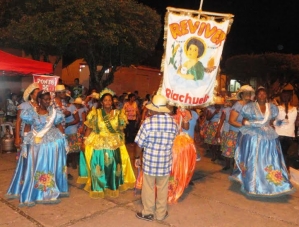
[1,141,299,227]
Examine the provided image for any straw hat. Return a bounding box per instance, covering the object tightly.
[73,97,83,105]
[237,85,255,99]
[23,83,40,101]
[146,94,170,113]
[283,83,293,91]
[214,96,225,105]
[91,92,100,100]
[55,84,66,92]
[227,93,239,101]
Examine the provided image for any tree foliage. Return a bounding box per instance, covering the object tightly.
[0,0,161,90]
[225,53,299,98]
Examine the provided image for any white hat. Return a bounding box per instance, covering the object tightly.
[146,94,170,113]
[23,83,40,101]
[55,84,66,92]
[237,85,255,99]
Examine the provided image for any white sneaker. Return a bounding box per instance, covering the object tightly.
[196,153,201,161]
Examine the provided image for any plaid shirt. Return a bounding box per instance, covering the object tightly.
[135,114,178,176]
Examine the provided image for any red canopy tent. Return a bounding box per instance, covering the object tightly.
[0,50,53,75]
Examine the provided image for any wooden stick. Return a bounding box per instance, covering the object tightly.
[199,0,204,11]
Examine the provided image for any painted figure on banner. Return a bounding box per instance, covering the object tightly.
[176,37,216,81]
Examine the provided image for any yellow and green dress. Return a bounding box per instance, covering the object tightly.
[77,107,136,198]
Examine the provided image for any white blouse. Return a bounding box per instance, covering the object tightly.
[275,106,297,137]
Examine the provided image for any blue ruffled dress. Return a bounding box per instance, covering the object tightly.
[229,102,295,197]
[6,107,69,206]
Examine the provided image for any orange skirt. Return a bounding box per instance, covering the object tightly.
[135,133,197,204]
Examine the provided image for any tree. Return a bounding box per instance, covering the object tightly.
[0,0,161,90]
[225,53,299,98]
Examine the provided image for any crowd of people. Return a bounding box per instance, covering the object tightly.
[3,78,298,221]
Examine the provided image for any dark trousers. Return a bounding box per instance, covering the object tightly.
[279,136,293,169]
[125,120,137,143]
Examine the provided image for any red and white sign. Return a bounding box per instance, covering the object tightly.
[33,75,59,92]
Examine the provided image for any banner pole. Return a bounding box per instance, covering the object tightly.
[199,0,204,11]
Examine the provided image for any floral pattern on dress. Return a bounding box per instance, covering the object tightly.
[95,165,104,177]
[221,131,238,158]
[66,133,81,153]
[265,165,284,186]
[104,152,113,166]
[115,164,122,177]
[34,171,55,192]
[204,122,220,145]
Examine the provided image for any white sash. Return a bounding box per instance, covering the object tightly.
[33,108,56,143]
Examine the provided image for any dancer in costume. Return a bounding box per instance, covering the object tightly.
[6,91,69,206]
[54,84,79,179]
[77,88,135,198]
[14,83,40,160]
[168,106,197,203]
[217,93,239,171]
[204,96,225,162]
[223,86,255,171]
[230,87,295,197]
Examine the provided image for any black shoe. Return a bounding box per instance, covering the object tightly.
[67,174,73,180]
[157,211,169,221]
[188,181,195,186]
[218,156,224,161]
[136,212,154,221]
[222,166,230,171]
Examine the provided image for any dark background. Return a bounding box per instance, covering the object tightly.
[138,0,299,61]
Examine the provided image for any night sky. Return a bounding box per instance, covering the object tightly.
[139,0,299,62]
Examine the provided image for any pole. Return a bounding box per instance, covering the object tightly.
[199,0,204,11]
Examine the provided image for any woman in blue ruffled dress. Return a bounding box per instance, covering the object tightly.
[6,91,69,206]
[230,87,294,197]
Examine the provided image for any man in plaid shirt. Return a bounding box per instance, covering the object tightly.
[134,94,178,222]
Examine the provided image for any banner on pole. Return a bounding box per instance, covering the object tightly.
[161,8,233,106]
[33,75,59,92]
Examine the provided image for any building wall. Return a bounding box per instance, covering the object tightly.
[108,66,162,97]
[61,60,162,98]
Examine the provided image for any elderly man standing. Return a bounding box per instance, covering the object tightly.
[134,94,178,222]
